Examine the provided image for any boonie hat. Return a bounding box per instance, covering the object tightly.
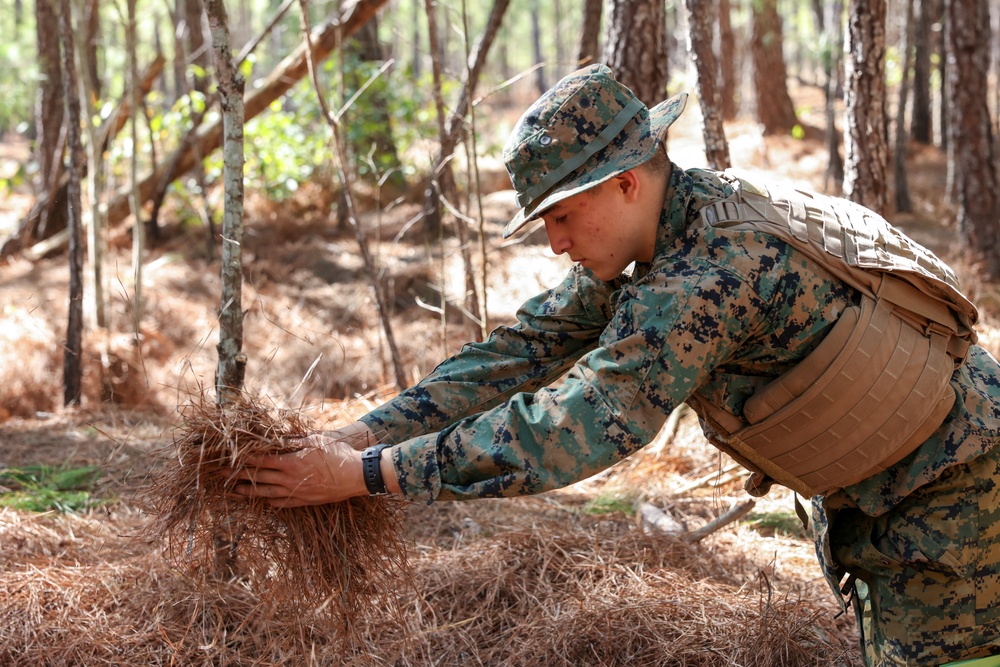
[502,63,688,238]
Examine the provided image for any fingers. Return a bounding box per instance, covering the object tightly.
[220,433,366,506]
[238,435,320,470]
[230,478,292,500]
[228,466,293,487]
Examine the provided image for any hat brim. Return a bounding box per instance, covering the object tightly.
[502,92,689,239]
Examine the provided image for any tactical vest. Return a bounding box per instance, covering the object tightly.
[687,171,980,498]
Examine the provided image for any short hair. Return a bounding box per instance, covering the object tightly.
[642,144,670,175]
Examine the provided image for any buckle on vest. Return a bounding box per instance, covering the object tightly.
[923,321,952,339]
[703,201,743,228]
[704,204,720,225]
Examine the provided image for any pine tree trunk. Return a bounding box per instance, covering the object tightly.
[531,0,545,94]
[843,0,888,214]
[75,0,107,329]
[34,0,68,244]
[128,0,145,324]
[205,0,247,403]
[749,0,798,134]
[185,0,211,95]
[822,0,845,191]
[685,0,731,170]
[718,0,738,121]
[83,0,101,100]
[947,0,1000,279]
[171,0,187,101]
[411,0,422,80]
[58,0,84,407]
[577,0,603,65]
[938,0,949,152]
[553,0,563,70]
[910,0,933,144]
[605,0,667,106]
[893,0,914,213]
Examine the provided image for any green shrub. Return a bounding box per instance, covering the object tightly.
[0,464,103,513]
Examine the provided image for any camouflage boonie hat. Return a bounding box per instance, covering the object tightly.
[502,63,688,238]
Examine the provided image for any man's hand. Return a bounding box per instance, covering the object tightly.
[228,433,368,508]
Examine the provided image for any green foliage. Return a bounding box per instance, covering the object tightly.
[0,161,28,198]
[885,45,904,88]
[235,57,446,200]
[241,80,333,200]
[0,39,36,135]
[0,464,104,513]
[743,510,807,538]
[582,490,638,516]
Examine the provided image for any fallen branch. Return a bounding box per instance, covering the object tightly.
[638,498,757,544]
[683,499,756,544]
[647,403,691,457]
[637,502,687,535]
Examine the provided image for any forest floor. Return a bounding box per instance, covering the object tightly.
[1,82,998,665]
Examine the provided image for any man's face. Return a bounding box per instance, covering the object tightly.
[540,176,649,281]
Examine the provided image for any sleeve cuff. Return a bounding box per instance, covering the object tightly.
[390,432,443,503]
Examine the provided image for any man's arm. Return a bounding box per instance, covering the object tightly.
[360,265,622,444]
[387,253,774,502]
[231,267,619,508]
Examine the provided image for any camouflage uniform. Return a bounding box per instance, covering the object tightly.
[358,65,1000,666]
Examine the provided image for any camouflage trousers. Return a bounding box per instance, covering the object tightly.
[830,445,1000,666]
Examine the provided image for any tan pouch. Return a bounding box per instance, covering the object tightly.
[734,295,955,496]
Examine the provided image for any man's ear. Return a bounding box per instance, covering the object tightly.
[615,169,642,202]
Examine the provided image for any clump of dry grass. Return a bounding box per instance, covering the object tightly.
[144,391,409,648]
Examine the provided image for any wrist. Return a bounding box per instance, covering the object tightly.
[361,443,393,495]
[380,447,402,495]
[330,444,369,499]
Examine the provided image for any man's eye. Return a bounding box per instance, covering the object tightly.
[555,215,567,224]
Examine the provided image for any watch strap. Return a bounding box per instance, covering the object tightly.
[361,443,392,495]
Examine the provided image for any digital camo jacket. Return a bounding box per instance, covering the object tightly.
[360,165,1000,575]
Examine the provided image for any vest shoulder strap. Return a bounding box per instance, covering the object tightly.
[700,171,979,365]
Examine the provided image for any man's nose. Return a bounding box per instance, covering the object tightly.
[545,223,571,255]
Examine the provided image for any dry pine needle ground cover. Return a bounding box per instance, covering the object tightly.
[0,436,864,666]
[2,87,998,665]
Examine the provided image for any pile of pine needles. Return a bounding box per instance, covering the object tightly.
[0,398,862,665]
[144,392,409,647]
[0,505,860,666]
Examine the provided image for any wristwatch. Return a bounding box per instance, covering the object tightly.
[361,443,393,495]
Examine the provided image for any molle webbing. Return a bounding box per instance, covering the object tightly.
[694,174,980,498]
[700,174,979,362]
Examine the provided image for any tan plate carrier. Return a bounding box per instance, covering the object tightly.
[689,172,979,498]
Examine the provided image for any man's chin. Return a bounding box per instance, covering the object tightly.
[589,267,621,282]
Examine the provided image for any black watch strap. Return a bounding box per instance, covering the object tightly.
[361,443,392,495]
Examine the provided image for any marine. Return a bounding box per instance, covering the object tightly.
[233,64,1000,666]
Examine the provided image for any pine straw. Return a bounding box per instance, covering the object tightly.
[372,521,859,666]
[0,508,860,666]
[0,397,860,665]
[142,391,410,649]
